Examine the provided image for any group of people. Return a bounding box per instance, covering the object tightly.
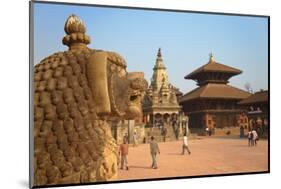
[118,135,161,170]
[248,129,259,146]
[118,133,191,170]
[119,125,259,171]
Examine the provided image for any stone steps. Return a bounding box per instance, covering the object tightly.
[145,126,182,142]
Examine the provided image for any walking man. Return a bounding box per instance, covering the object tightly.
[119,138,129,170]
[182,134,191,155]
[149,136,160,169]
[252,129,259,146]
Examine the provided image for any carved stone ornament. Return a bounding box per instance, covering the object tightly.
[33,14,148,186]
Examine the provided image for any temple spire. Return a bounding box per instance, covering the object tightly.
[62,14,91,49]
[151,48,169,90]
[154,48,165,69]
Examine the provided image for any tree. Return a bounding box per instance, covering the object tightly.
[244,82,253,93]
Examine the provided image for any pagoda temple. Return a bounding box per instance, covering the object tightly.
[142,48,182,126]
[179,53,251,130]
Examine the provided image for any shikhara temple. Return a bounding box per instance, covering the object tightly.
[179,53,251,130]
[142,48,182,126]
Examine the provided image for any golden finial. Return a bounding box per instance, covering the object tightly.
[64,14,86,34]
[157,48,162,57]
[62,14,91,49]
[209,52,215,63]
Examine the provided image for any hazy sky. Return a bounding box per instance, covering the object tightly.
[33,2,268,94]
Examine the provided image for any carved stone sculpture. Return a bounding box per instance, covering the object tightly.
[33,14,147,186]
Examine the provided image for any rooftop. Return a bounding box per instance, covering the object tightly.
[185,54,242,80]
[238,90,268,105]
[179,83,251,102]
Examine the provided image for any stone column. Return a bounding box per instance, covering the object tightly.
[150,114,154,125]
[111,120,118,141]
[167,115,170,125]
[152,114,155,127]
[160,114,163,126]
[186,116,189,135]
[128,120,135,144]
[178,113,182,136]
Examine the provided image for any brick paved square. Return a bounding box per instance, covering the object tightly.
[117,137,268,180]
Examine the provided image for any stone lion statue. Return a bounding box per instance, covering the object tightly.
[33,14,147,186]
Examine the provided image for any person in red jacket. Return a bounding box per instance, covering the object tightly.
[119,137,129,170]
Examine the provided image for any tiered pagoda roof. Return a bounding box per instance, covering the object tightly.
[180,83,250,102]
[185,53,242,86]
[180,53,250,103]
[185,61,241,79]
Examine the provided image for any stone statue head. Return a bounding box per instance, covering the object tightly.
[62,14,148,120]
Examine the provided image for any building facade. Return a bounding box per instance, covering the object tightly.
[179,54,251,131]
[238,90,269,137]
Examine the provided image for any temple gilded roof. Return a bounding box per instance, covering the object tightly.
[179,83,251,102]
[238,90,268,105]
[184,57,242,80]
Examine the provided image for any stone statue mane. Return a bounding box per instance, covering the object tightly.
[33,14,147,186]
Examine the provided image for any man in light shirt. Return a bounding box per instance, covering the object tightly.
[150,136,160,169]
[182,134,191,155]
[252,129,259,146]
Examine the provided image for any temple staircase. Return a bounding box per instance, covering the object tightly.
[145,126,180,142]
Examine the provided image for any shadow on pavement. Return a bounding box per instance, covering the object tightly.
[166,152,183,155]
[128,165,152,169]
